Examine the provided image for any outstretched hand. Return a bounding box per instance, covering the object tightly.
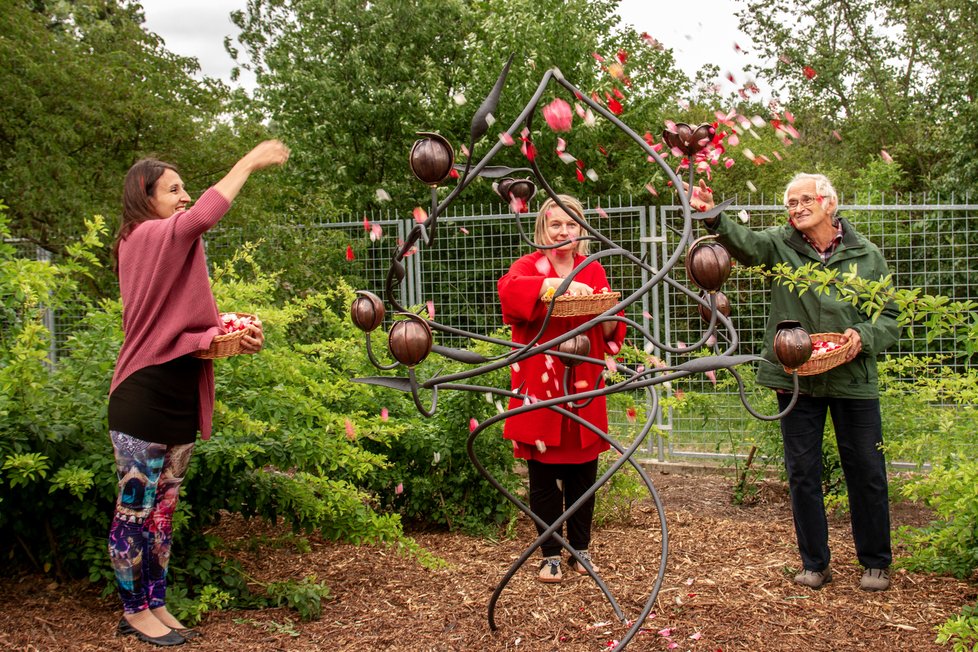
[683,179,715,213]
[241,140,290,173]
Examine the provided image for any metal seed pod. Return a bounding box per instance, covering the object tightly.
[774,320,813,369]
[350,291,385,332]
[409,132,455,186]
[507,178,537,201]
[555,333,591,367]
[388,315,433,367]
[697,290,731,324]
[661,122,714,156]
[685,237,732,293]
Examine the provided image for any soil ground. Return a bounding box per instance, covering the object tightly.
[1,468,973,651]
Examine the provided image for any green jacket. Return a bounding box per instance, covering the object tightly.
[708,213,900,398]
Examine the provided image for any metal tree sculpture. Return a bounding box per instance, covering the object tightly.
[353,59,811,650]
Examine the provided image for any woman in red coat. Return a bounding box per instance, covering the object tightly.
[497,194,626,583]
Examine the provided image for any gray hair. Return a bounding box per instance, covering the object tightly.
[784,173,838,217]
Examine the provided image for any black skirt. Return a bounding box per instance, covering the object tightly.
[108,355,203,445]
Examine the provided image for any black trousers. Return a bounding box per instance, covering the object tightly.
[777,393,892,571]
[527,458,599,558]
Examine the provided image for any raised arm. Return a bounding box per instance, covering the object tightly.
[212,140,291,204]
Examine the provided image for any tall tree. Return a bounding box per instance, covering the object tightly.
[737,0,977,194]
[231,0,688,213]
[0,0,234,253]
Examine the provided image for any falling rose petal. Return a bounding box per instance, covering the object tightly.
[395,482,404,494]
[592,52,605,63]
[705,369,717,386]
[586,169,599,182]
[542,97,573,132]
[583,108,597,127]
[645,183,658,197]
[452,92,467,105]
[626,407,637,423]
[363,216,371,231]
[557,150,578,165]
[459,226,469,235]
[381,407,389,421]
[413,206,427,223]
[606,341,620,354]
[706,334,717,347]
[832,130,843,141]
[743,148,756,161]
[556,137,567,151]
[535,440,547,453]
[575,102,587,118]
[376,188,391,202]
[509,196,528,213]
[880,149,894,163]
[773,150,783,161]
[734,42,743,52]
[658,629,673,637]
[576,168,586,183]
[664,119,677,133]
[605,356,618,374]
[574,379,589,389]
[667,643,679,650]
[449,168,459,179]
[642,310,653,320]
[747,181,758,192]
[499,131,515,146]
[616,49,628,65]
[521,140,537,161]
[803,65,818,79]
[460,144,470,157]
[596,205,609,219]
[426,300,435,318]
[370,223,384,241]
[690,632,703,640]
[469,418,479,432]
[345,244,355,261]
[724,158,735,169]
[738,209,750,223]
[344,418,356,440]
[727,133,740,146]
[485,112,496,126]
[607,62,625,80]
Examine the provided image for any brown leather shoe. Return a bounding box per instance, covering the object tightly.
[860,568,890,591]
[794,568,832,589]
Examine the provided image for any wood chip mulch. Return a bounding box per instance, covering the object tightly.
[1,469,973,651]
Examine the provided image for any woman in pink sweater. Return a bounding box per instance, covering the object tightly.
[107,140,289,646]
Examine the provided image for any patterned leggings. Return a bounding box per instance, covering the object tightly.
[108,431,194,614]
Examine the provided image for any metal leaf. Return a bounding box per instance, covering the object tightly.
[470,54,513,142]
[351,376,414,392]
[695,198,735,223]
[452,163,529,179]
[431,344,489,364]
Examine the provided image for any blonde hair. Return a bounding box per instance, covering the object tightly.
[533,194,590,255]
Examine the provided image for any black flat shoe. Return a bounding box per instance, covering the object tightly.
[176,627,201,640]
[117,618,186,646]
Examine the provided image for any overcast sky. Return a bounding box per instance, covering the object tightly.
[140,0,765,96]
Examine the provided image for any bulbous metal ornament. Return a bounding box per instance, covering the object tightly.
[350,291,385,332]
[685,236,732,293]
[698,291,731,324]
[409,132,455,186]
[774,320,813,369]
[661,122,714,156]
[388,315,433,367]
[555,333,591,366]
[494,177,537,203]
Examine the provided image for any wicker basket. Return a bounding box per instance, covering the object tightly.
[192,312,256,359]
[787,332,852,376]
[542,291,620,318]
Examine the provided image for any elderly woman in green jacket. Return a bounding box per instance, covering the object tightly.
[691,173,900,592]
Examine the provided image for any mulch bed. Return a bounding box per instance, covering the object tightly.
[1,469,973,651]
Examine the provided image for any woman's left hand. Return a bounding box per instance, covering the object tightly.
[240,319,265,354]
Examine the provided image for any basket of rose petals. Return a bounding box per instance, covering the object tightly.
[542,289,620,318]
[192,313,257,359]
[790,332,852,376]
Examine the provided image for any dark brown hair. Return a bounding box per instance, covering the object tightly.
[111,158,178,272]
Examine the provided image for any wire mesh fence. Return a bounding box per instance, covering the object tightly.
[13,193,977,464]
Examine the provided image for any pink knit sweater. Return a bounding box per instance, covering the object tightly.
[110,188,231,440]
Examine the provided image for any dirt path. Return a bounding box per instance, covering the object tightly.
[1,470,971,651]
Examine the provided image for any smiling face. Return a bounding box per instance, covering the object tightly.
[543,206,581,252]
[149,169,191,218]
[785,178,835,235]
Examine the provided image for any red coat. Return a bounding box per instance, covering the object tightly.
[497,251,626,464]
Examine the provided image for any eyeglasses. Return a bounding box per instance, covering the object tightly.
[785,195,821,211]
